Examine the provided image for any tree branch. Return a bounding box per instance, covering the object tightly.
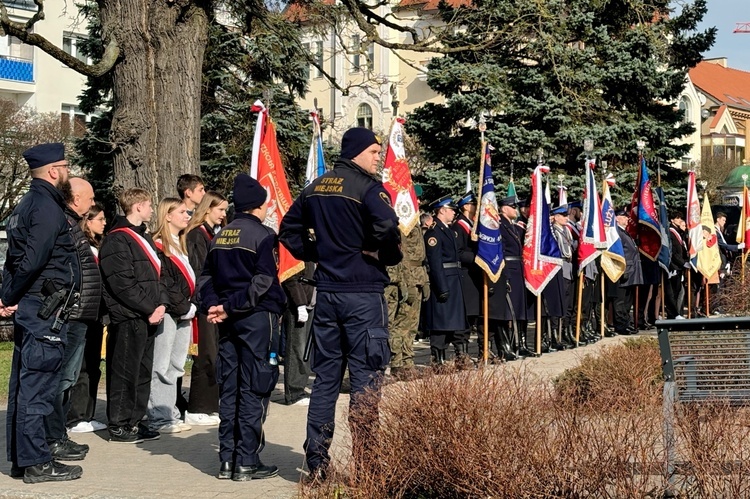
[0,1,120,78]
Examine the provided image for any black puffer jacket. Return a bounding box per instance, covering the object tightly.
[100,216,169,324]
[65,208,102,321]
[156,241,194,319]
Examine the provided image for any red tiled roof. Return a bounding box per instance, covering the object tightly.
[396,0,468,10]
[283,0,334,23]
[689,61,750,110]
[709,104,727,129]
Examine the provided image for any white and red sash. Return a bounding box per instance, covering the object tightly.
[109,227,161,278]
[154,240,199,344]
[455,218,472,235]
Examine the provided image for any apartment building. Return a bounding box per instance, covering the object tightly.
[0,0,88,126]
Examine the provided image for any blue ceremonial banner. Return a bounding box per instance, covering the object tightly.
[304,111,326,186]
[656,186,672,272]
[473,142,504,283]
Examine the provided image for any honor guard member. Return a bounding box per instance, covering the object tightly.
[665,211,689,319]
[199,174,287,481]
[515,197,530,232]
[1,143,83,483]
[548,204,577,348]
[452,191,482,361]
[614,208,643,334]
[497,196,533,355]
[423,196,467,365]
[279,127,402,482]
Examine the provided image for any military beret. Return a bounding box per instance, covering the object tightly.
[551,204,569,215]
[428,195,456,212]
[22,142,65,170]
[456,191,477,208]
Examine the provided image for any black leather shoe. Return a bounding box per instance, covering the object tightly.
[23,460,82,483]
[10,463,25,478]
[218,461,233,479]
[135,424,161,441]
[109,425,143,444]
[605,330,619,338]
[232,462,279,481]
[48,439,87,461]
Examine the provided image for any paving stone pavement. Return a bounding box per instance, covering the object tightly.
[0,330,651,498]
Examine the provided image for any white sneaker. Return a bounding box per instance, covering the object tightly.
[177,421,192,432]
[69,421,95,433]
[90,420,108,431]
[154,423,182,434]
[185,412,220,426]
[292,397,311,406]
[675,315,685,320]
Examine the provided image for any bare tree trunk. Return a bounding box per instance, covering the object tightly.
[101,0,208,203]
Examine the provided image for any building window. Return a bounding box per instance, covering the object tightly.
[61,104,89,136]
[678,96,691,125]
[6,36,33,61]
[302,42,310,80]
[357,103,373,129]
[366,42,374,71]
[351,35,361,72]
[62,33,89,64]
[313,41,323,78]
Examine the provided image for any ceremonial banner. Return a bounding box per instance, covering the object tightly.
[579,159,607,269]
[558,184,568,206]
[600,175,627,282]
[523,164,562,295]
[507,177,517,198]
[736,183,750,253]
[382,118,419,235]
[656,186,672,272]
[250,101,304,282]
[466,170,472,194]
[472,142,503,283]
[630,157,662,261]
[686,171,702,270]
[696,193,722,280]
[304,110,326,186]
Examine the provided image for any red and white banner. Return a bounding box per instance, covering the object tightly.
[523,164,562,295]
[382,118,419,235]
[686,171,702,270]
[250,100,304,283]
[578,159,607,269]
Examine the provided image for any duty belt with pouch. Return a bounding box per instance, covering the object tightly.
[38,279,80,333]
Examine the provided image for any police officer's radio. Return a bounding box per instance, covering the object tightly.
[38,279,79,333]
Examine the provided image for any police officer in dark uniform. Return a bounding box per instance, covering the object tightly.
[2,143,83,483]
[279,127,402,481]
[497,196,533,355]
[423,196,467,365]
[200,174,286,481]
[452,191,482,360]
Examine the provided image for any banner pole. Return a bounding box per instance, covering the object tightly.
[576,273,584,344]
[536,294,542,355]
[634,286,639,330]
[600,273,605,339]
[705,279,710,316]
[483,275,489,365]
[687,270,692,318]
[660,273,666,320]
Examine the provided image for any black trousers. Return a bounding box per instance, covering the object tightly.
[67,321,103,426]
[664,273,683,319]
[187,313,220,414]
[614,285,635,333]
[106,318,155,428]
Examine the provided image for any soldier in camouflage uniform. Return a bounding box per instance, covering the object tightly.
[385,225,429,377]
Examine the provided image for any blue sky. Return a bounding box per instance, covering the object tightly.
[696,0,750,71]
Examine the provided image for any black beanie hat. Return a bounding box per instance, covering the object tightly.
[233,174,267,212]
[340,127,381,160]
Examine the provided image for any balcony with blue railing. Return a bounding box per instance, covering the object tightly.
[0,56,34,83]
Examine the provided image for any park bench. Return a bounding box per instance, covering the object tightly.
[657,317,750,495]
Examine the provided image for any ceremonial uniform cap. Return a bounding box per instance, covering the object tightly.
[456,191,477,208]
[498,196,518,208]
[22,143,65,170]
[551,204,569,215]
[517,197,529,208]
[568,200,582,210]
[429,195,456,212]
[615,207,628,217]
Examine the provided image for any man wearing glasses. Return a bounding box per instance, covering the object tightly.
[0,143,83,483]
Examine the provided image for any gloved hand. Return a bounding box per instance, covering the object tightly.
[406,286,418,306]
[297,305,309,324]
[437,291,449,303]
[421,284,431,301]
[398,282,409,304]
[739,242,746,250]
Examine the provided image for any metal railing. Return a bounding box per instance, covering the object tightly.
[0,55,33,83]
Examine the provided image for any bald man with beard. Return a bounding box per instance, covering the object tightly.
[43,177,100,462]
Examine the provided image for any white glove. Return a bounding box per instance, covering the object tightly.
[180,303,197,321]
[739,242,746,250]
[297,305,309,323]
